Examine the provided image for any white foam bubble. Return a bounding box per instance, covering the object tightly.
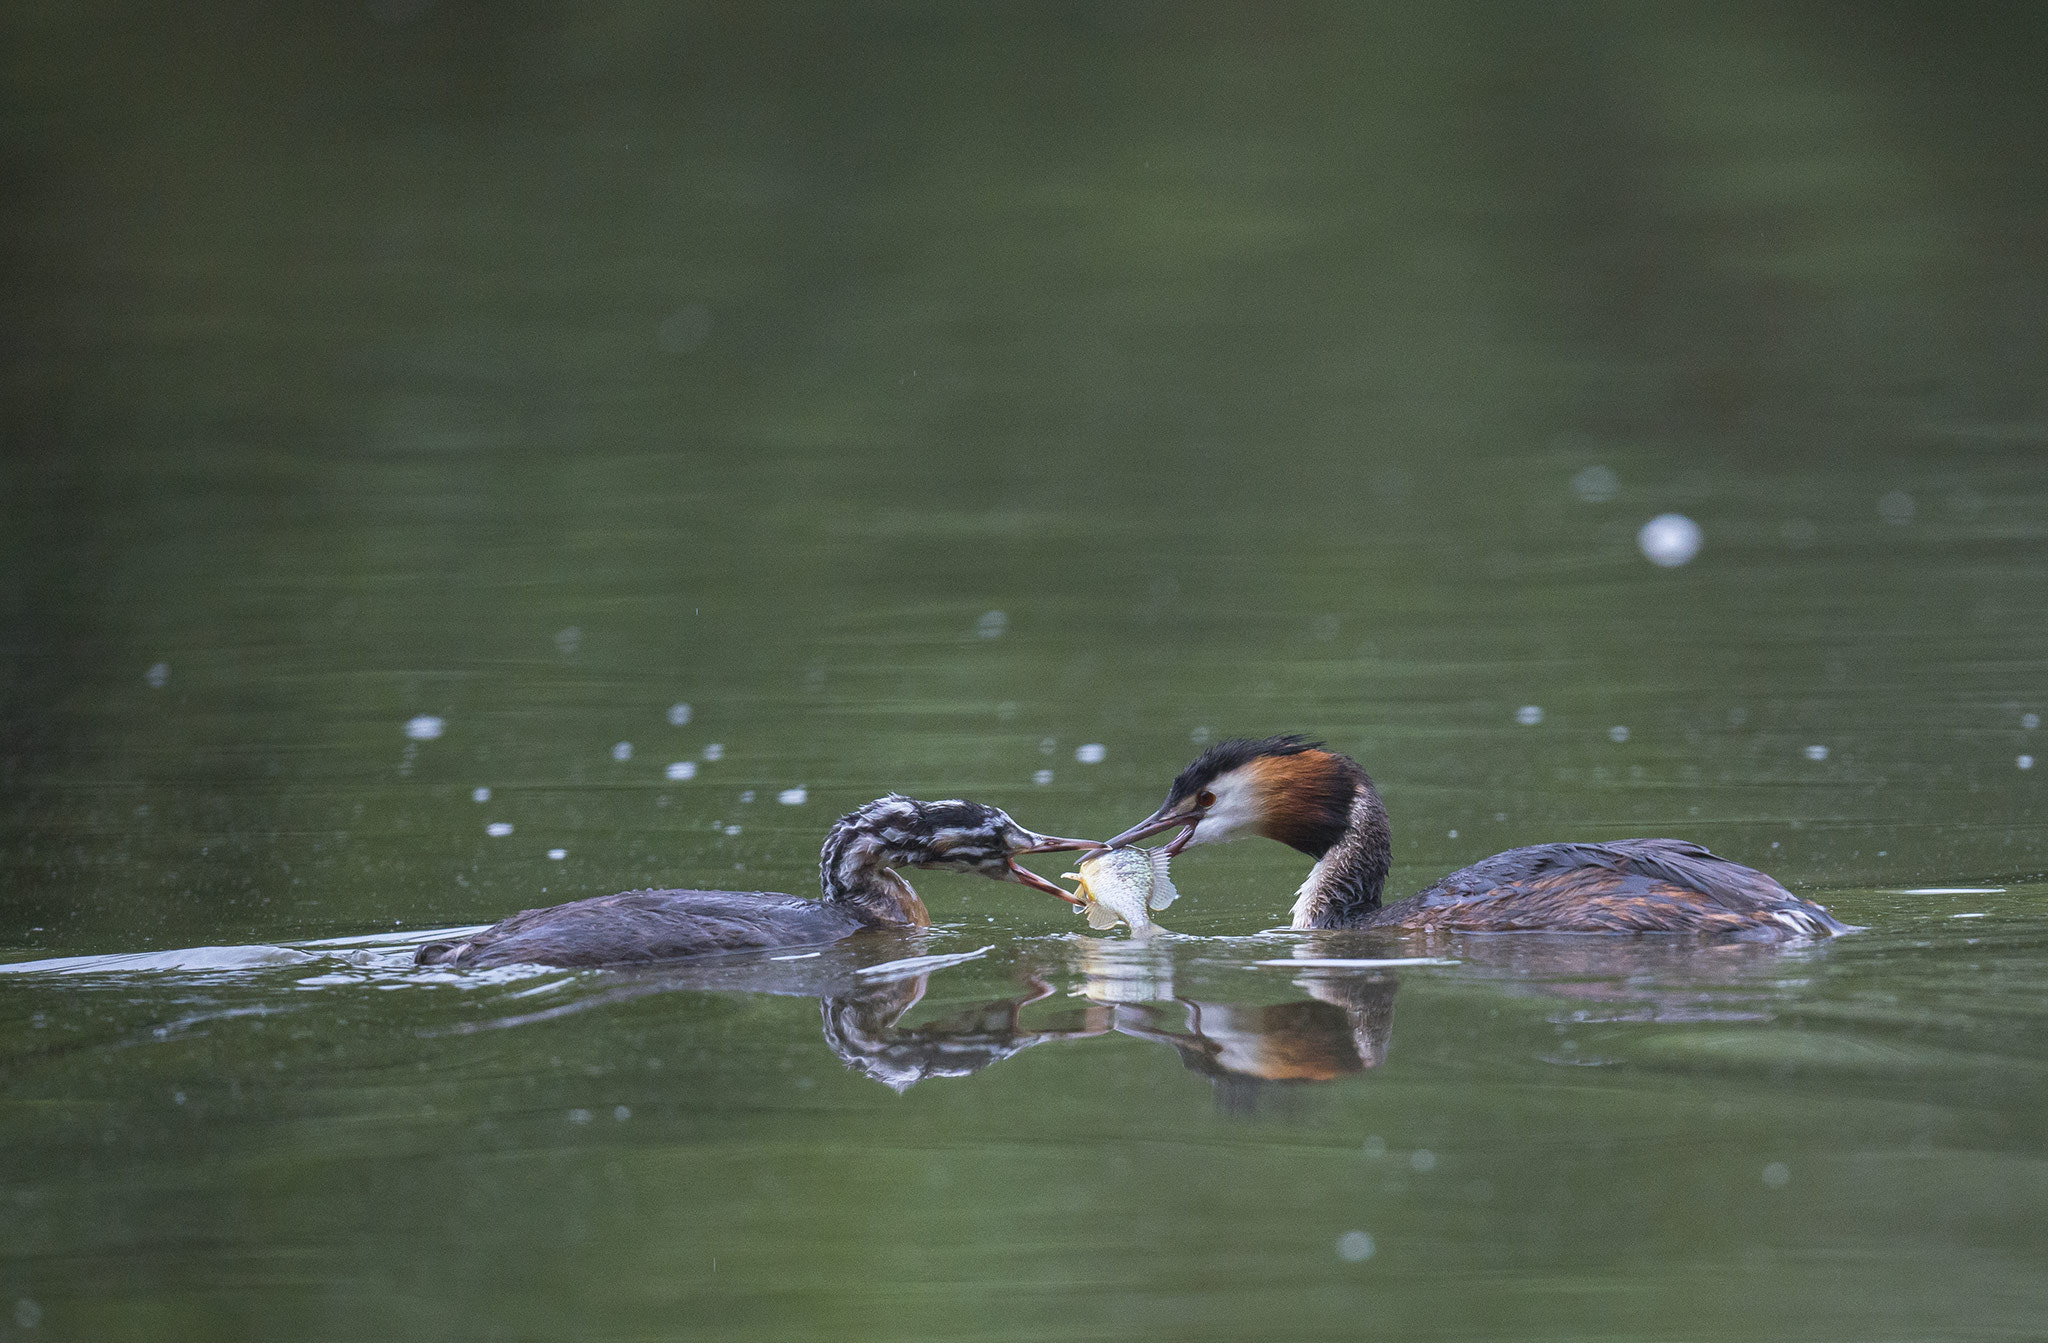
[1515,705,1543,726]
[471,786,491,803]
[1409,1149,1438,1173]
[702,743,725,762]
[547,848,566,860]
[777,787,807,806]
[1033,769,1055,786]
[2020,755,2035,771]
[404,715,445,741]
[611,741,633,762]
[1638,513,1703,567]
[1762,1161,1791,1188]
[668,702,693,726]
[555,626,581,655]
[665,761,698,781]
[485,822,513,838]
[1075,743,1107,764]
[976,609,1008,639]
[1336,1231,1375,1262]
[1608,725,1630,743]
[2022,712,2040,731]
[1804,744,1829,761]
[145,662,170,688]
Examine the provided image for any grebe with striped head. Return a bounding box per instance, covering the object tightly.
[1105,736,1852,941]
[416,796,1098,969]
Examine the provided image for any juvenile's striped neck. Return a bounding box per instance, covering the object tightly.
[818,803,933,927]
[1288,784,1391,930]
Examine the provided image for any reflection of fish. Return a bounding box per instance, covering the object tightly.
[1063,847,1177,933]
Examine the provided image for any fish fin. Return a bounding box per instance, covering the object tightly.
[1145,849,1179,910]
[1084,900,1121,930]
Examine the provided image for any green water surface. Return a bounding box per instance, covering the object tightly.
[4,3,2046,1339]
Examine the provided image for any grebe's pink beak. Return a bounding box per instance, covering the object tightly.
[1105,803,1206,855]
[1006,832,1105,906]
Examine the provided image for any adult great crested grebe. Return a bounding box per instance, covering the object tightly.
[1105,736,1853,941]
[415,796,1098,969]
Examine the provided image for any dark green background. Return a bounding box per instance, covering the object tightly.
[3,3,2044,1339]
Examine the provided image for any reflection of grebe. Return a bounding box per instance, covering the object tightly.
[822,976,1111,1092]
[1108,737,1853,940]
[1114,976,1399,1081]
[416,797,1094,969]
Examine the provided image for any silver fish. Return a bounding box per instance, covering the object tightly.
[1063,846,1178,934]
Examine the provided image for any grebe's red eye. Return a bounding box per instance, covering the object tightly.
[1197,790,1217,809]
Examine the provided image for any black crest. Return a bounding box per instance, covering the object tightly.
[1165,734,1323,805]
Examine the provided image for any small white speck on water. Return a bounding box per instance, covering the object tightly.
[1410,1149,1438,1173]
[1447,829,1458,839]
[666,761,698,781]
[1515,705,1544,726]
[472,787,491,803]
[1190,726,1211,744]
[2019,755,2035,771]
[702,743,725,762]
[486,822,513,838]
[1608,725,1630,743]
[15,1298,43,1330]
[613,1105,632,1121]
[404,715,445,741]
[976,609,1008,639]
[1076,743,1107,764]
[2022,713,2040,730]
[611,741,633,762]
[1033,769,1055,786]
[1762,1161,1791,1188]
[1638,513,1703,567]
[1362,1136,1386,1158]
[568,1108,592,1125]
[1336,1231,1376,1262]
[1571,464,1619,503]
[1804,744,1830,761]
[145,662,170,688]
[668,702,693,726]
[738,791,755,804]
[173,1090,187,1106]
[1878,491,1915,525]
[723,825,742,837]
[547,848,566,861]
[778,787,807,806]
[1951,912,1987,919]
[1040,737,1057,755]
[555,626,582,655]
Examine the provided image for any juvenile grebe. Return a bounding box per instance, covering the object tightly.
[415,796,1098,969]
[1105,736,1852,941]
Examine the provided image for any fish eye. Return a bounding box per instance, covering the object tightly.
[1197,790,1217,809]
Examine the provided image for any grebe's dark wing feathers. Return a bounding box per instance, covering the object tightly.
[1385,839,1850,940]
[419,889,864,969]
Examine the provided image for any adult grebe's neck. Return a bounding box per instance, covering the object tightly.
[818,815,933,927]
[1287,780,1391,929]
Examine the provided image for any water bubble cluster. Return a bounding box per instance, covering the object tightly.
[472,787,491,803]
[666,761,698,781]
[703,743,726,762]
[611,742,633,762]
[1515,705,1544,726]
[1075,743,1107,764]
[777,788,808,806]
[1033,769,1055,786]
[1608,725,1630,743]
[1804,745,1830,762]
[668,702,693,726]
[404,715,445,741]
[486,822,514,838]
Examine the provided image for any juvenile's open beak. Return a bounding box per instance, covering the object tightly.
[1106,805,1205,855]
[1006,832,1104,906]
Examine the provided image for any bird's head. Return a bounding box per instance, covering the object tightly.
[825,796,1101,904]
[1104,735,1369,859]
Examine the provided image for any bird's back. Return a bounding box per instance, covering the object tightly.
[414,888,868,969]
[1364,838,1851,941]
